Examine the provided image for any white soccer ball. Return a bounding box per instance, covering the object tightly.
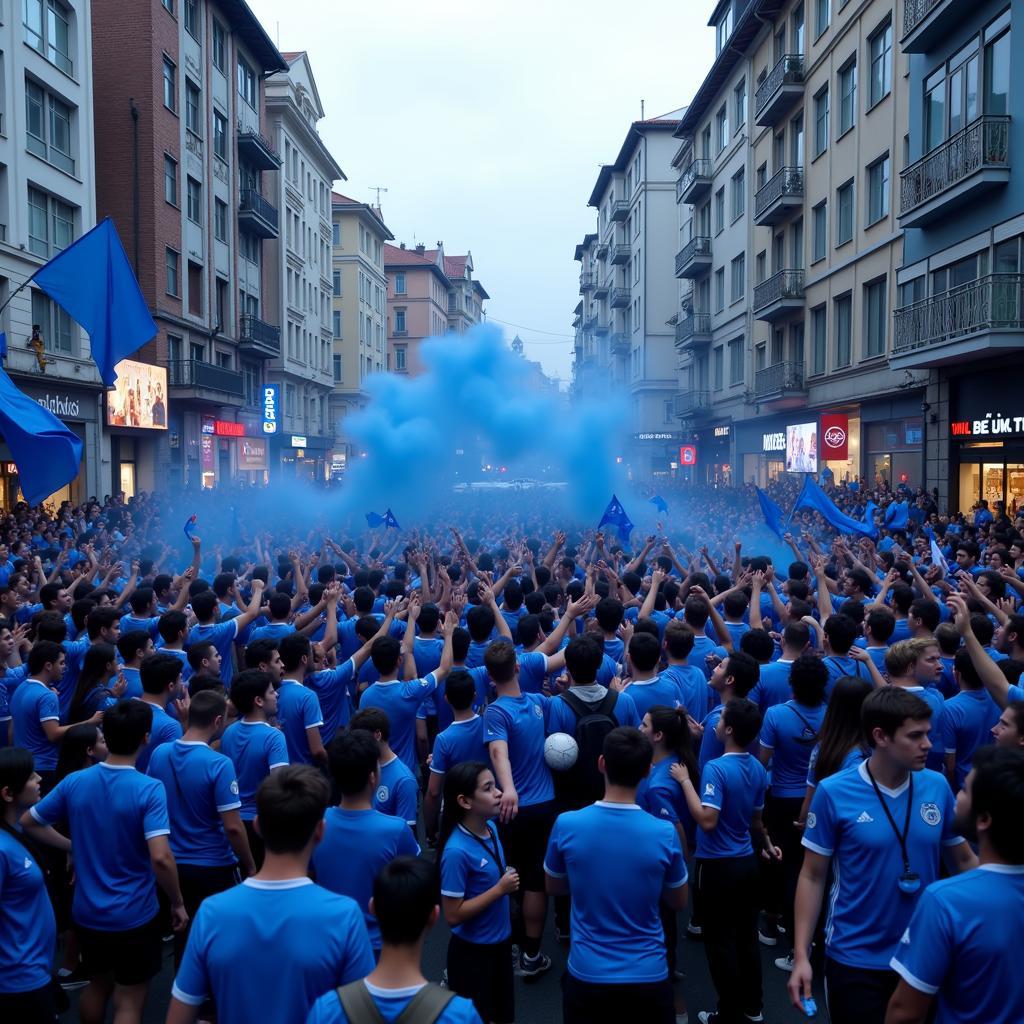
[544,732,579,771]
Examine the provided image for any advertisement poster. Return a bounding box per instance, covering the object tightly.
[786,422,817,473]
[107,359,168,430]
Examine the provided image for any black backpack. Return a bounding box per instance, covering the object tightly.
[555,689,619,808]
[335,980,454,1024]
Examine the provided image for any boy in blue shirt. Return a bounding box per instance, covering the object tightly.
[277,633,329,768]
[135,652,187,774]
[187,581,265,687]
[116,629,154,700]
[545,726,687,1024]
[167,765,374,1024]
[660,620,713,720]
[349,707,419,830]
[940,650,1000,791]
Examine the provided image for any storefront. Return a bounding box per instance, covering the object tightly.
[107,358,169,498]
[690,424,733,486]
[736,415,804,487]
[273,434,332,482]
[860,396,924,493]
[627,433,684,480]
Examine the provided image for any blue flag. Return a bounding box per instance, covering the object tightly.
[756,487,787,538]
[32,218,157,388]
[884,500,909,529]
[0,366,83,506]
[598,494,635,540]
[649,495,669,516]
[383,509,401,531]
[183,514,197,539]
[793,475,877,538]
[0,331,6,360]
[863,500,879,532]
[365,512,385,529]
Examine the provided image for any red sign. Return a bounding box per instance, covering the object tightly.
[214,420,245,437]
[679,445,698,466]
[820,414,849,461]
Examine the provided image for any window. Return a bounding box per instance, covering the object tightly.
[395,272,406,295]
[332,310,341,338]
[185,79,201,135]
[867,155,889,224]
[756,250,767,283]
[813,88,829,157]
[333,354,342,382]
[332,271,341,296]
[237,57,257,108]
[812,200,827,261]
[163,58,176,112]
[184,0,199,39]
[214,198,227,241]
[394,309,406,333]
[212,21,226,72]
[24,0,72,75]
[815,0,829,38]
[395,346,407,371]
[165,248,179,296]
[836,180,854,245]
[213,111,227,160]
[164,155,178,205]
[757,162,767,191]
[26,83,75,174]
[839,60,857,135]
[864,278,887,357]
[715,5,733,54]
[731,168,745,220]
[898,277,925,308]
[32,289,71,353]
[868,19,892,107]
[716,105,729,153]
[985,23,1011,116]
[714,267,725,313]
[713,346,724,390]
[27,186,72,258]
[734,78,747,128]
[331,222,340,246]
[729,338,743,384]
[161,0,173,12]
[714,187,725,234]
[834,293,852,367]
[186,177,201,223]
[187,261,202,316]
[730,254,745,303]
[811,304,827,374]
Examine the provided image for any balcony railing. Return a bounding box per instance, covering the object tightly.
[755,54,804,124]
[609,199,629,221]
[755,360,805,399]
[238,314,281,358]
[609,331,629,353]
[753,269,805,313]
[579,272,595,292]
[610,287,630,308]
[894,275,1024,355]
[903,0,944,35]
[166,359,244,397]
[610,244,631,265]
[901,0,961,50]
[593,278,610,298]
[754,166,804,223]
[238,189,279,238]
[676,158,713,204]
[675,313,712,346]
[675,236,713,277]
[673,391,711,418]
[594,241,608,260]
[237,125,281,170]
[899,116,1010,222]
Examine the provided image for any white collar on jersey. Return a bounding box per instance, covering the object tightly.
[594,800,641,810]
[977,863,1024,874]
[858,759,910,798]
[242,877,314,890]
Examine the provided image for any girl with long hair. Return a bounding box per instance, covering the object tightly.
[69,644,124,723]
[56,723,108,783]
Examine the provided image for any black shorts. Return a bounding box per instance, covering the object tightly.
[0,983,58,1024]
[78,913,163,986]
[498,799,556,892]
[244,819,265,871]
[178,862,239,918]
[824,956,899,1024]
[447,934,514,1024]
[561,971,675,1024]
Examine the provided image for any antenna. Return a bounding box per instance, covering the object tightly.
[370,186,388,207]
[640,98,645,120]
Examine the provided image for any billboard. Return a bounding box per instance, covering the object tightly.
[785,422,817,473]
[106,359,168,430]
[237,437,267,470]
[820,414,849,460]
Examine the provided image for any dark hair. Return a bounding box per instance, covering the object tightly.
[188,689,227,729]
[628,632,661,673]
[140,652,183,695]
[969,745,1024,862]
[865,607,896,643]
[595,597,624,633]
[373,856,438,945]
[34,611,67,643]
[812,676,872,783]
[129,587,155,615]
[187,641,217,673]
[103,699,153,755]
[970,614,996,648]
[159,610,187,645]
[369,635,401,675]
[117,629,152,664]
[418,603,440,634]
[723,591,748,619]
[862,687,931,747]
[517,615,542,648]
[781,621,811,651]
[443,670,476,711]
[243,639,279,670]
[212,573,236,599]
[0,747,43,863]
[349,707,390,741]
[823,614,858,654]
[664,620,695,659]
[55,722,102,781]
[721,698,761,747]
[279,632,311,672]
[601,726,652,787]
[69,642,117,722]
[229,670,274,715]
[265,592,290,621]
[954,649,983,690]
[28,639,63,675]
[327,729,380,796]
[563,635,603,685]
[909,598,941,632]
[647,705,699,787]
[740,628,774,664]
[790,654,828,707]
[438,761,491,860]
[465,604,495,643]
[191,590,218,623]
[86,605,120,641]
[484,640,517,684]
[255,765,329,853]
[723,650,759,697]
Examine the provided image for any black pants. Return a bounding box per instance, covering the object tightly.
[696,855,762,1023]
[761,793,804,939]
[175,863,238,962]
[824,957,899,1024]
[447,933,514,1024]
[561,971,675,1024]
[244,820,265,871]
[0,984,58,1023]
[660,901,679,973]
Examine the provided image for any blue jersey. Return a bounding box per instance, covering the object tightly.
[158,647,192,685]
[802,762,964,969]
[544,802,687,984]
[147,740,241,867]
[313,808,419,949]
[359,674,437,773]
[627,676,684,720]
[135,700,183,774]
[483,693,553,807]
[637,755,697,852]
[10,679,60,771]
[188,618,239,686]
[430,716,490,776]
[277,680,325,766]
[546,688,640,735]
[904,685,947,772]
[305,982,482,1024]
[939,689,1000,790]
[413,636,444,677]
[440,823,512,944]
[822,655,872,696]
[120,613,161,639]
[603,637,624,663]
[31,762,170,930]
[759,700,826,797]
[248,622,295,645]
[374,755,418,827]
[417,667,490,733]
[465,639,490,669]
[689,633,720,679]
[749,658,794,713]
[172,878,374,1024]
[516,651,551,694]
[695,753,767,859]
[698,706,725,770]
[306,660,356,740]
[219,720,289,820]
[59,637,91,721]
[890,865,1024,1024]
[0,830,56,993]
[659,664,709,720]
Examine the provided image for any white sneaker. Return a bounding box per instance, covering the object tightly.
[757,928,778,946]
[775,952,795,972]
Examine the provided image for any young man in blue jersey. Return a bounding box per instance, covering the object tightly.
[313,729,419,954]
[187,579,265,687]
[749,621,811,713]
[117,629,154,699]
[696,650,760,771]
[941,649,1001,791]
[167,765,374,1024]
[349,707,419,831]
[789,688,977,1024]
[660,619,712,720]
[24,699,187,1024]
[885,638,947,772]
[277,632,329,768]
[887,745,1024,1024]
[545,726,687,1024]
[625,631,681,719]
[135,652,188,774]
[673,698,779,1024]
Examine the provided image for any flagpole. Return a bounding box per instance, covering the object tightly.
[0,269,41,318]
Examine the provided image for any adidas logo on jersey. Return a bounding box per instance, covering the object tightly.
[479,858,489,868]
[856,811,874,823]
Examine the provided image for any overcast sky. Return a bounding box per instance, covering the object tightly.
[248,0,716,381]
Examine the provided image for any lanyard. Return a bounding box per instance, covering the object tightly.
[463,824,505,876]
[864,763,914,876]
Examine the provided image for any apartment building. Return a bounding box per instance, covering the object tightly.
[571,233,602,400]
[263,51,343,482]
[445,253,488,333]
[93,0,286,490]
[894,0,1019,513]
[329,192,392,473]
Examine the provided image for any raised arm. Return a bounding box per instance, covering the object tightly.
[948,594,1012,708]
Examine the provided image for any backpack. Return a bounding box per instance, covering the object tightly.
[335,980,455,1024]
[556,689,619,808]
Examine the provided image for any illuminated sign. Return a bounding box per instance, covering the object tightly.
[713,426,730,438]
[214,420,245,437]
[290,435,307,447]
[106,359,168,430]
[679,445,697,465]
[262,385,279,435]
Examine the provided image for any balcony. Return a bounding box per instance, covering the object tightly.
[899,116,1010,228]
[609,199,629,222]
[755,54,804,127]
[238,189,279,238]
[595,318,611,336]
[238,314,281,359]
[392,328,409,337]
[610,287,630,309]
[754,166,804,226]
[675,313,712,349]
[610,332,630,354]
[166,359,244,402]
[237,125,281,170]
[675,236,712,279]
[610,244,631,265]
[593,278,610,299]
[583,309,598,330]
[677,158,713,205]
[594,241,609,260]
[580,272,595,293]
[900,0,961,52]
[753,269,805,322]
[892,274,1024,369]
[673,390,712,420]
[755,361,806,406]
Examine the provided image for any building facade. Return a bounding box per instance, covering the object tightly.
[0,0,105,506]
[263,51,343,482]
[92,0,286,492]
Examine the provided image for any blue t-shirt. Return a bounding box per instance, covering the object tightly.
[147,740,241,867]
[417,667,490,733]
[890,864,1024,1024]
[305,981,482,1024]
[546,688,640,735]
[374,755,418,826]
[306,660,356,740]
[10,679,60,771]
[749,659,794,713]
[544,802,687,983]
[759,700,826,797]
[59,637,91,721]
[413,636,444,677]
[688,633,720,679]
[0,830,56,993]
[135,700,184,774]
[277,680,325,766]
[905,685,947,772]
[440,823,512,944]
[627,676,684,720]
[359,675,437,774]
[219,720,290,820]
[516,651,551,694]
[637,755,697,852]
[659,664,709,720]
[158,646,193,685]
[31,762,170,930]
[172,878,374,1024]
[802,761,965,969]
[822,655,872,696]
[603,637,625,664]
[119,666,143,700]
[313,808,419,949]
[430,717,490,776]
[939,689,1000,790]
[695,753,767,859]
[188,618,239,686]
[483,693,553,807]
[806,743,867,787]
[121,613,161,639]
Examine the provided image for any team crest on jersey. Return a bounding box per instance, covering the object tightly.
[900,927,911,945]
[919,802,941,826]
[805,812,817,829]
[230,780,239,796]
[376,785,389,803]
[24,857,31,869]
[704,783,715,796]
[479,857,488,868]
[533,704,543,718]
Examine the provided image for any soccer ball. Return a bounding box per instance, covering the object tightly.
[544,732,579,771]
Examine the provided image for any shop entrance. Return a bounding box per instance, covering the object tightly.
[959,455,1024,515]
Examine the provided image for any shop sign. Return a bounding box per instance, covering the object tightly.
[262,385,279,435]
[290,435,307,448]
[237,438,267,470]
[214,420,245,437]
[679,445,697,466]
[635,432,678,441]
[821,414,849,460]
[950,413,1024,439]
[201,416,215,435]
[713,426,731,438]
[762,431,786,452]
[200,433,214,471]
